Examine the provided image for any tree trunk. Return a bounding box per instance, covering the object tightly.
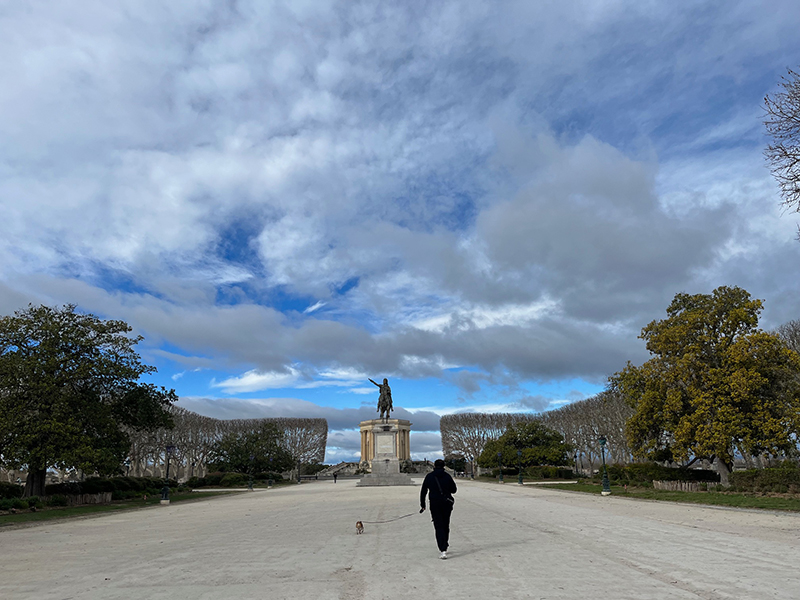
[24,468,47,497]
[715,457,732,487]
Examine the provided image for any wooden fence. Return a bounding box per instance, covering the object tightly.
[41,492,113,506]
[652,480,715,492]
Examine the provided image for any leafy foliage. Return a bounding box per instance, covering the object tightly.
[0,481,23,499]
[604,462,719,484]
[0,304,176,496]
[610,287,800,471]
[477,420,572,469]
[729,462,800,493]
[206,422,294,474]
[444,454,466,472]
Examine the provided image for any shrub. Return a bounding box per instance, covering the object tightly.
[0,498,15,510]
[522,466,573,479]
[219,473,247,487]
[0,481,23,499]
[12,498,28,510]
[81,478,116,494]
[46,494,69,507]
[204,472,224,486]
[186,476,205,488]
[0,482,19,499]
[110,477,132,491]
[45,482,82,496]
[602,463,719,484]
[730,462,800,493]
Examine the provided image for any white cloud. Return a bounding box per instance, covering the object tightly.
[1,1,799,410]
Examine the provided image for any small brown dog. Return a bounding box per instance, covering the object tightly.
[355,521,364,535]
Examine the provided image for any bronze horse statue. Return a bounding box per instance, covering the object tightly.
[369,378,393,419]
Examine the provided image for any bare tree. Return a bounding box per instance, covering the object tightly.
[441,392,635,477]
[776,319,800,355]
[440,413,536,474]
[765,68,800,232]
[126,408,328,480]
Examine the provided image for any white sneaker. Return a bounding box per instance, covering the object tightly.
[439,551,447,559]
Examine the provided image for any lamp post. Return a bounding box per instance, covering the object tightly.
[248,454,254,491]
[599,436,611,496]
[497,452,503,483]
[268,457,273,488]
[517,449,523,485]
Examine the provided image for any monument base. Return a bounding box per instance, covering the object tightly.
[357,457,415,486]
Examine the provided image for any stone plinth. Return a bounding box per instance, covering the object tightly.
[358,418,411,469]
[357,418,414,487]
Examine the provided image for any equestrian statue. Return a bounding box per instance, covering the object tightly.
[369,377,393,419]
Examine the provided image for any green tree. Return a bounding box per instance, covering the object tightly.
[477,420,572,470]
[444,453,466,473]
[207,422,294,474]
[610,287,800,485]
[0,304,177,497]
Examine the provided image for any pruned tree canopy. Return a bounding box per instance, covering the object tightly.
[610,287,800,484]
[125,409,327,478]
[0,304,176,496]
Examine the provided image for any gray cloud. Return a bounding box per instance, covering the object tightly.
[176,396,442,432]
[1,1,799,404]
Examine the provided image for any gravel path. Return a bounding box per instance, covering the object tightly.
[2,479,798,599]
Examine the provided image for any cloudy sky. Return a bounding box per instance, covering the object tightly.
[2,1,799,463]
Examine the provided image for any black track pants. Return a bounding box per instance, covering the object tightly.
[430,505,453,551]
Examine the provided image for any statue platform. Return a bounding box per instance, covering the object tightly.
[357,418,414,487]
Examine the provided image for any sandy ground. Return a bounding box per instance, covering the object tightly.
[1,479,798,600]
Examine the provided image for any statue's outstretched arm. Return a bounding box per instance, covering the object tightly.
[369,378,380,387]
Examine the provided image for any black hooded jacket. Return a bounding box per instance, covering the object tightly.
[420,467,457,510]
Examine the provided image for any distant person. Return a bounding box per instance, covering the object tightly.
[420,459,457,559]
[333,473,338,483]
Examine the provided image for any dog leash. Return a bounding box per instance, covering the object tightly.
[360,512,417,524]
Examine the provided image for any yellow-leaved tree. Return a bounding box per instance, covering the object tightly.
[610,286,800,485]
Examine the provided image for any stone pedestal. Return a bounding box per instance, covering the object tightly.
[358,418,411,469]
[357,418,414,487]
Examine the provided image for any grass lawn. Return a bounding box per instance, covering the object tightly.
[0,491,234,526]
[542,482,800,512]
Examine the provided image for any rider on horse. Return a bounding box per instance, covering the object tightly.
[369,378,393,419]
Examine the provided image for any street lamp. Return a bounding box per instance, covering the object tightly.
[517,449,523,485]
[248,454,254,491]
[497,452,503,483]
[599,436,611,496]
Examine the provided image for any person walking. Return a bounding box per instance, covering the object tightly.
[420,459,457,559]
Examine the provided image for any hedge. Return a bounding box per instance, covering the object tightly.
[603,463,719,484]
[0,481,23,499]
[729,462,800,493]
[45,477,173,497]
[186,472,284,488]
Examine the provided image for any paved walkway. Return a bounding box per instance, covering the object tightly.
[2,479,799,599]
